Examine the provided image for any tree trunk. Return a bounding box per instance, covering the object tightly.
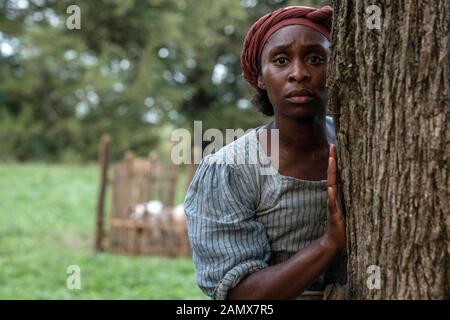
[328,0,449,299]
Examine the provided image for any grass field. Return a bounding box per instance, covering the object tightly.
[0,163,207,299]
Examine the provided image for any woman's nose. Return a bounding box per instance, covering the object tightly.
[288,60,310,83]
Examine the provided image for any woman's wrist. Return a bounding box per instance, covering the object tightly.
[319,235,341,257]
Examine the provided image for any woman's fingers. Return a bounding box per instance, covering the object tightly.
[325,144,346,251]
[327,185,337,215]
[327,144,343,221]
[327,150,337,189]
[329,143,336,160]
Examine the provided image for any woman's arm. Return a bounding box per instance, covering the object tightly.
[228,144,346,300]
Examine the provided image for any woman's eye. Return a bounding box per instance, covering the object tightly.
[307,56,324,65]
[274,57,288,65]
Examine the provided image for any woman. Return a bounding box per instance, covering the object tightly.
[184,5,346,300]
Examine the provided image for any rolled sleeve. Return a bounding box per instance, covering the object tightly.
[213,259,268,300]
[184,155,270,299]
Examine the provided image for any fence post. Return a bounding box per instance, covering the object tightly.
[95,134,110,252]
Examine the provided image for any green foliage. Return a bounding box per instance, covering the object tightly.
[0,0,326,162]
[0,163,206,299]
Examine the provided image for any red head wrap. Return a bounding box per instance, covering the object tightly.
[241,5,333,89]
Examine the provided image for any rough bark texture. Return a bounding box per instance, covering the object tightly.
[328,0,449,299]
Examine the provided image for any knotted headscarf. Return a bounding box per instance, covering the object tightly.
[241,5,333,89]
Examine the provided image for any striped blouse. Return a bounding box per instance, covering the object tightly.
[184,117,347,300]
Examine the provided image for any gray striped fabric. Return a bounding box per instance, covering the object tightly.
[184,116,346,300]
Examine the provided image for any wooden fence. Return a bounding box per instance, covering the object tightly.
[94,134,197,257]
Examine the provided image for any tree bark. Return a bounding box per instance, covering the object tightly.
[328,0,449,299]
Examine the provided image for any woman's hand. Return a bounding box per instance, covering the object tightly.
[321,144,346,253]
[229,145,347,300]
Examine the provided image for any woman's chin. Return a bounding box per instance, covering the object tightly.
[284,106,323,121]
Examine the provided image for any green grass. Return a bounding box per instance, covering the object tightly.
[0,163,207,299]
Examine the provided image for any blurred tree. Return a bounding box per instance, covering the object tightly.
[0,0,326,161]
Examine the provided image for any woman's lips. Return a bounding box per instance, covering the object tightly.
[285,88,315,104]
[285,95,314,104]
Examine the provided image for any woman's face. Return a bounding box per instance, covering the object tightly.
[258,25,330,121]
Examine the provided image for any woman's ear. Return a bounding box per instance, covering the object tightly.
[257,75,266,90]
